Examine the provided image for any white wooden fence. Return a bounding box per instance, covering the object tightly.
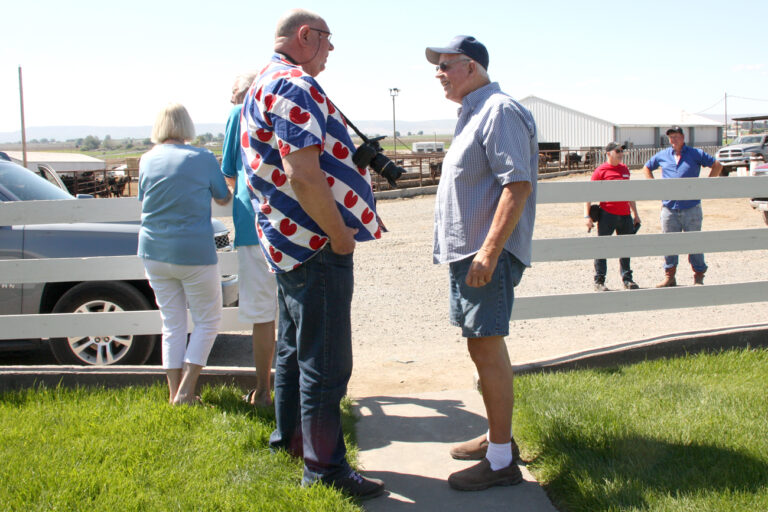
[1,177,767,340]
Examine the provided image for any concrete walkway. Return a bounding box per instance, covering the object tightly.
[355,389,557,512]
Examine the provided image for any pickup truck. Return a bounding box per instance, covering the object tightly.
[716,134,768,175]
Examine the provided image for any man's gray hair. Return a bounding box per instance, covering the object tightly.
[475,61,489,80]
[275,8,324,39]
[234,72,257,96]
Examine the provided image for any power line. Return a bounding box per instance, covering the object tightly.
[729,95,768,103]
[695,97,723,114]
[694,94,768,115]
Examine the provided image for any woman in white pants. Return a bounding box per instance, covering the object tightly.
[138,103,231,405]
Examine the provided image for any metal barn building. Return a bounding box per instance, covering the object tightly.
[519,96,723,149]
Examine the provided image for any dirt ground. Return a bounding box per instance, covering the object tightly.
[215,170,768,397]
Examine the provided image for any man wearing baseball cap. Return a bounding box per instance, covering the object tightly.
[642,126,722,286]
[426,35,538,491]
[585,142,640,291]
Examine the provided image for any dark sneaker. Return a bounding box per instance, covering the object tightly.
[449,433,521,462]
[623,280,639,290]
[594,282,609,291]
[329,470,385,500]
[448,458,523,491]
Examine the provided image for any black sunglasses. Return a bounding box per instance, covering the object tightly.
[436,57,470,72]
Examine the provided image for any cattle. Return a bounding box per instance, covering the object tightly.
[538,151,556,169]
[429,161,442,181]
[565,152,582,169]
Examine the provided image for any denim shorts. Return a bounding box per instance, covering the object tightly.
[448,250,525,338]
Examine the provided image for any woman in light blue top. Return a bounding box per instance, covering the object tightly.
[139,103,231,405]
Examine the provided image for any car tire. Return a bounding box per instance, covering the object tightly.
[50,282,158,366]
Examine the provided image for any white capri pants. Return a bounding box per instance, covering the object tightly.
[142,259,222,369]
[236,245,278,324]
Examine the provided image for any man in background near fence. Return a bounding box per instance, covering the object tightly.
[427,35,537,492]
[221,72,277,408]
[642,126,722,287]
[585,142,640,291]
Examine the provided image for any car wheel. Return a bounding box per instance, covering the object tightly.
[50,282,158,366]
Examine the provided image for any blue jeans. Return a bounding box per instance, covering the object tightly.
[594,210,634,283]
[269,245,353,485]
[660,204,707,273]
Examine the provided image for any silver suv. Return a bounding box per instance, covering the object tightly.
[716,134,768,174]
[0,160,238,365]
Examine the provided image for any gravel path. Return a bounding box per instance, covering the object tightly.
[213,171,768,397]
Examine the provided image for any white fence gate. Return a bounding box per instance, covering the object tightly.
[1,177,767,341]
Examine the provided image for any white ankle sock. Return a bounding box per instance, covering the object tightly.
[486,441,513,471]
[485,429,513,442]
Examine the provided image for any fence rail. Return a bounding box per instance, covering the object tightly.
[1,176,767,340]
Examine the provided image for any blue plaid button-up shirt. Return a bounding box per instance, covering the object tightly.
[433,82,538,266]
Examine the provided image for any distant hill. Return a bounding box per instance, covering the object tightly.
[0,124,226,144]
[0,119,457,144]
[350,119,457,137]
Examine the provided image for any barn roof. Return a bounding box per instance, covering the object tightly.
[520,96,721,128]
[4,151,106,165]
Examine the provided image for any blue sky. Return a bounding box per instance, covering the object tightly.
[1,0,767,134]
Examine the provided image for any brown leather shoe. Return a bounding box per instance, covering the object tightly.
[693,272,705,285]
[449,433,520,461]
[656,266,677,288]
[448,459,523,491]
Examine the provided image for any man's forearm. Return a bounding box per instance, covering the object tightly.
[291,176,347,239]
[225,176,236,193]
[282,146,353,249]
[642,166,654,179]
[480,181,532,259]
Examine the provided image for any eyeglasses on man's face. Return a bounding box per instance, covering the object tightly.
[436,57,470,72]
[309,28,332,43]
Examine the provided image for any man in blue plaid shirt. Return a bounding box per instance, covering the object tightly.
[426,35,538,492]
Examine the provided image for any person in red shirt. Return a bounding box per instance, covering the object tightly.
[584,142,640,291]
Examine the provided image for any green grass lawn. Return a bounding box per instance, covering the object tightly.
[0,384,361,512]
[514,348,768,512]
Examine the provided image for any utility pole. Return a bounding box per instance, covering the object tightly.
[389,88,399,158]
[19,66,27,168]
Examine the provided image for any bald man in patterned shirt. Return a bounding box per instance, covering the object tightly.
[241,8,384,500]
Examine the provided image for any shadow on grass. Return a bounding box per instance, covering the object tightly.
[201,385,276,421]
[538,428,768,510]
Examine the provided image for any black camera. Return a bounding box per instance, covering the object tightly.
[352,135,406,188]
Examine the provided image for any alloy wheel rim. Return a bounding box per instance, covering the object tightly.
[67,300,133,365]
